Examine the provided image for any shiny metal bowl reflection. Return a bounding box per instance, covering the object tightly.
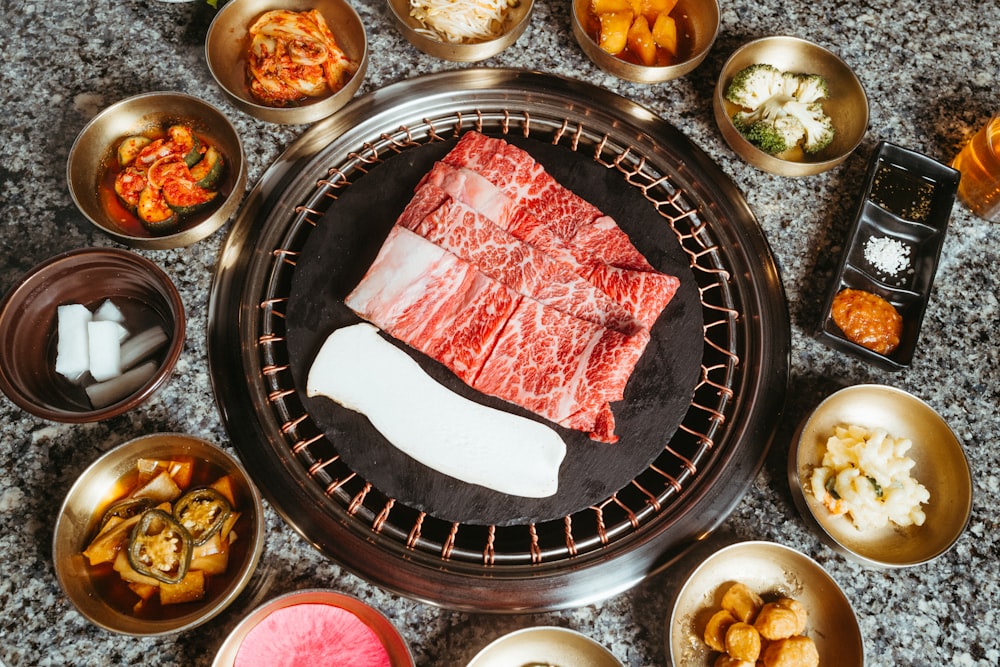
[67,91,246,249]
[0,248,185,422]
[53,433,265,636]
[714,36,868,176]
[789,384,972,568]
[571,0,719,83]
[206,0,368,125]
[387,0,534,62]
[467,626,623,666]
[668,541,864,666]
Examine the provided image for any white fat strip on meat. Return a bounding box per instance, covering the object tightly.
[306,323,566,498]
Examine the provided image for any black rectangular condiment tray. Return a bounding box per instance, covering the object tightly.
[817,141,960,370]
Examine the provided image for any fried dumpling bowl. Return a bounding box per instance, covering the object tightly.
[206,0,368,125]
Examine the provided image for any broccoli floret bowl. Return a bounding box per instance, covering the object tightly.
[713,36,869,176]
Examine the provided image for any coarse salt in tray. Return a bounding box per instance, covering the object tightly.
[816,141,960,370]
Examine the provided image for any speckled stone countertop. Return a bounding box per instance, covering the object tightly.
[1,0,998,664]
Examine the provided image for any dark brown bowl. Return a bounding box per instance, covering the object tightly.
[0,248,185,422]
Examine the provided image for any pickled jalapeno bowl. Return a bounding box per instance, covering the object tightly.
[67,91,247,249]
[53,433,265,636]
[0,247,186,423]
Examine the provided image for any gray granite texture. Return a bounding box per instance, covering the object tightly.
[1,0,999,664]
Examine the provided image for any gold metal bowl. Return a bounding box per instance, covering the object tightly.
[714,36,869,176]
[571,0,719,83]
[668,541,864,666]
[206,0,368,124]
[468,627,623,666]
[789,384,972,568]
[0,248,186,422]
[213,589,413,666]
[53,433,265,636]
[387,0,534,62]
[67,91,246,249]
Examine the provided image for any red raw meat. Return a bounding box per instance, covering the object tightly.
[345,226,646,441]
[399,182,643,334]
[421,154,679,330]
[344,132,681,443]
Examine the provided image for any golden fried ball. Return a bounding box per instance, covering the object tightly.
[704,609,738,653]
[774,597,808,635]
[754,602,802,640]
[724,622,762,663]
[713,653,755,667]
[762,635,820,667]
[720,582,764,623]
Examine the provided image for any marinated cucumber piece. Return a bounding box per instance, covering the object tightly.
[146,157,191,189]
[114,166,146,210]
[163,178,218,215]
[167,124,203,167]
[189,146,224,189]
[137,186,177,232]
[117,136,152,168]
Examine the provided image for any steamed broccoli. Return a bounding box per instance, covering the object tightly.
[725,63,835,155]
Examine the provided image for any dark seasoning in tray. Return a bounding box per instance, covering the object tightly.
[817,141,960,370]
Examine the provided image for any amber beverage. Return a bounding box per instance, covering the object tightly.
[953,114,1000,222]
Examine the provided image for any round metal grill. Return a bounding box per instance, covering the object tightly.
[209,69,789,611]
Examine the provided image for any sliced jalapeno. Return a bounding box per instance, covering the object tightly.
[98,497,154,531]
[127,509,192,585]
[173,487,231,546]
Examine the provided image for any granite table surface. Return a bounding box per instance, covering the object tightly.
[1,0,998,664]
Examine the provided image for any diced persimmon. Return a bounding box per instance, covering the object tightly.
[642,0,678,23]
[128,581,160,602]
[131,470,182,504]
[209,474,238,507]
[191,550,229,576]
[160,570,206,605]
[591,0,632,13]
[168,460,194,489]
[627,15,658,66]
[112,549,163,587]
[652,13,678,54]
[598,10,634,54]
[83,514,141,566]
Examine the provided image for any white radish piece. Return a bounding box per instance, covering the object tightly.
[85,360,157,408]
[87,320,123,382]
[119,326,169,370]
[307,323,566,498]
[93,299,126,324]
[55,304,93,382]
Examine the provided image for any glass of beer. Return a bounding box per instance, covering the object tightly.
[953,114,1000,222]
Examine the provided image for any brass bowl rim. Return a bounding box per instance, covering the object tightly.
[570,0,721,83]
[714,34,870,176]
[386,0,535,63]
[212,589,414,666]
[66,90,247,249]
[205,0,369,124]
[789,384,973,568]
[667,540,864,666]
[52,433,266,636]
